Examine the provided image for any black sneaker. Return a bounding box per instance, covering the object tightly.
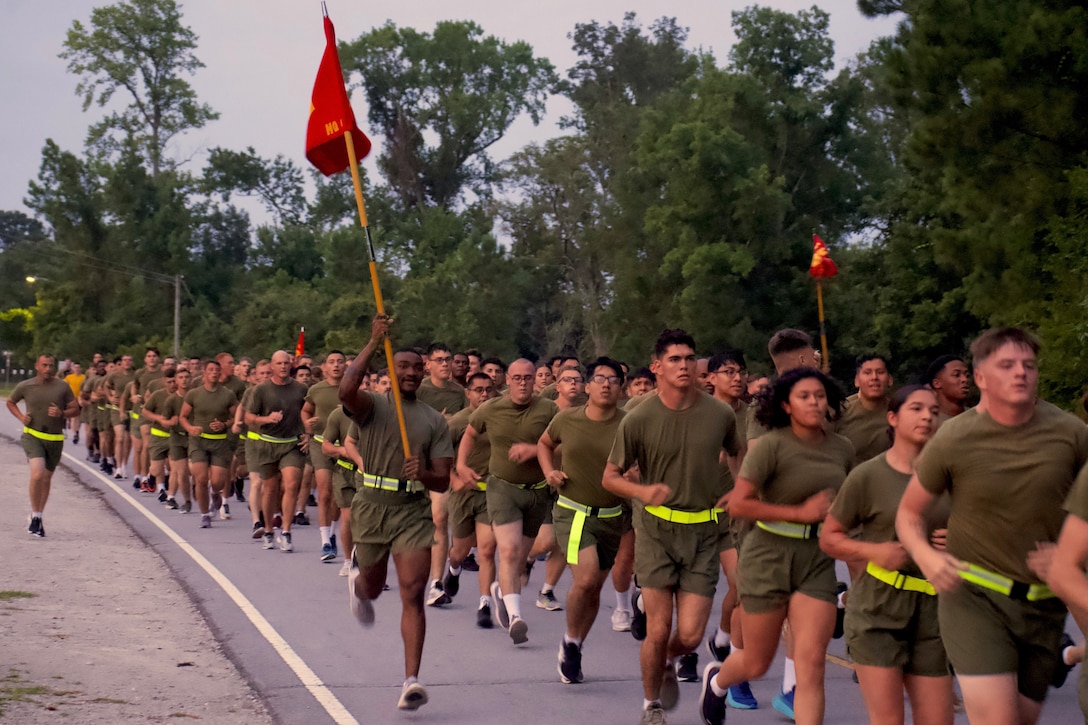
[92,452,100,464]
[706,637,731,664]
[307,493,318,507]
[631,589,647,641]
[73,433,79,444]
[834,581,848,639]
[252,521,265,539]
[132,477,142,490]
[157,489,168,503]
[36,519,46,538]
[235,485,246,503]
[442,568,460,598]
[522,559,535,587]
[294,512,310,526]
[1053,633,1077,687]
[165,498,179,510]
[677,652,699,682]
[477,603,493,629]
[700,663,726,725]
[462,553,479,572]
[558,639,584,684]
[330,534,338,558]
[28,516,41,536]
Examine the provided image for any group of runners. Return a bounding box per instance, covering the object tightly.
[8,320,1088,724]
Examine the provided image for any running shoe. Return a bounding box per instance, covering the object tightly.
[558,639,583,684]
[660,664,680,710]
[235,486,246,503]
[262,533,275,550]
[536,589,563,611]
[442,568,460,598]
[631,589,647,641]
[726,681,758,710]
[834,581,848,639]
[73,433,79,444]
[699,663,726,725]
[279,531,293,552]
[490,582,510,629]
[677,652,699,682]
[180,500,192,514]
[211,491,222,512]
[772,688,795,720]
[1053,633,1077,687]
[462,552,479,572]
[339,560,351,577]
[132,476,141,490]
[157,489,168,503]
[509,616,529,645]
[294,512,310,526]
[426,581,451,607]
[28,516,42,537]
[522,559,534,587]
[348,557,374,627]
[307,493,318,507]
[706,638,731,664]
[271,512,282,530]
[639,704,666,725]
[320,543,336,562]
[251,521,264,539]
[397,680,427,711]
[329,534,337,559]
[200,514,212,529]
[611,608,633,632]
[219,503,231,520]
[476,602,493,629]
[165,498,179,510]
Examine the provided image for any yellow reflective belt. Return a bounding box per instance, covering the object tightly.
[312,434,324,442]
[106,404,120,411]
[476,480,487,491]
[557,495,623,518]
[336,458,357,472]
[361,473,424,494]
[757,520,821,540]
[245,431,260,440]
[866,562,936,596]
[958,562,1055,602]
[523,480,548,490]
[150,428,171,438]
[200,432,227,440]
[23,427,64,442]
[257,434,298,444]
[566,510,588,565]
[129,411,140,420]
[645,505,718,524]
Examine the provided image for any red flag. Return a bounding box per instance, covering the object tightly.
[294,327,305,357]
[305,14,371,176]
[809,234,838,278]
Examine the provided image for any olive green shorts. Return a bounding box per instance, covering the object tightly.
[333,463,357,509]
[309,441,334,471]
[80,404,92,424]
[485,475,552,538]
[553,505,624,570]
[844,574,948,676]
[938,579,1066,702]
[717,511,737,553]
[633,508,719,598]
[351,492,435,567]
[109,408,123,428]
[95,407,112,432]
[188,436,233,467]
[252,439,305,478]
[22,433,63,472]
[168,434,189,462]
[738,527,837,614]
[449,487,489,538]
[147,432,171,461]
[129,419,143,441]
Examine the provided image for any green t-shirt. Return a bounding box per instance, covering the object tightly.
[716,399,748,491]
[135,366,163,393]
[545,405,625,508]
[739,427,854,507]
[324,405,350,447]
[745,403,770,442]
[1064,463,1088,522]
[608,392,739,511]
[143,388,173,434]
[304,380,342,437]
[346,393,453,480]
[830,452,948,578]
[621,392,655,411]
[469,395,558,485]
[915,401,1088,583]
[221,374,247,400]
[449,406,490,479]
[11,377,75,436]
[166,393,187,436]
[247,379,309,439]
[107,370,136,396]
[833,393,891,464]
[183,385,238,434]
[417,377,468,416]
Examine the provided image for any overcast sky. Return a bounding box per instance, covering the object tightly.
[0,0,899,222]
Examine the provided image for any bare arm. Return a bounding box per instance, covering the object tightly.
[6,399,28,426]
[895,474,964,592]
[1042,515,1088,615]
[820,513,909,571]
[538,430,567,489]
[724,476,832,524]
[179,402,201,437]
[602,461,671,506]
[455,424,481,483]
[343,435,363,469]
[339,315,388,419]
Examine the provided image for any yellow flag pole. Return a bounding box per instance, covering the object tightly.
[816,279,830,373]
[343,131,412,459]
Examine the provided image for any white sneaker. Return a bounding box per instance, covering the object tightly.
[348,557,374,627]
[397,680,428,711]
[219,503,231,520]
[611,608,633,632]
[339,560,351,577]
[279,531,293,552]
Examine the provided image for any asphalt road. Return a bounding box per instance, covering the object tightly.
[2,411,1083,725]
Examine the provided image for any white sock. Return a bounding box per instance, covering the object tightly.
[541,582,555,595]
[783,657,796,693]
[563,633,582,647]
[404,675,418,686]
[837,590,847,608]
[616,586,632,611]
[480,595,492,609]
[319,526,331,546]
[714,628,731,648]
[504,593,522,619]
[32,511,43,518]
[449,564,462,576]
[710,674,728,697]
[643,699,661,711]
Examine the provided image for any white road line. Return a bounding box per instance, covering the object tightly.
[62,451,359,725]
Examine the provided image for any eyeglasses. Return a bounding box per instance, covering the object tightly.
[430,356,452,364]
[559,377,584,385]
[509,375,533,383]
[713,368,745,377]
[469,387,493,394]
[590,375,620,385]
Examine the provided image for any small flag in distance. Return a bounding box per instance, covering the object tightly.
[809,234,838,278]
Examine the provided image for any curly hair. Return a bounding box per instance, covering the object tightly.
[754,367,845,429]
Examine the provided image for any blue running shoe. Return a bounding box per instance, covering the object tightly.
[772,687,795,720]
[726,681,758,710]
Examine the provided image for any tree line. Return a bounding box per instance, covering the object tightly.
[2,0,1087,406]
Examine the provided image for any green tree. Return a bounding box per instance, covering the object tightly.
[60,0,218,178]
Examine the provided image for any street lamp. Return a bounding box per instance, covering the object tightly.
[26,276,49,283]
[3,350,11,384]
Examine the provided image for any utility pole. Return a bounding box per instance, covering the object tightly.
[174,274,182,359]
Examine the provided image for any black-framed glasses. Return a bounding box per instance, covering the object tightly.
[590,375,620,385]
